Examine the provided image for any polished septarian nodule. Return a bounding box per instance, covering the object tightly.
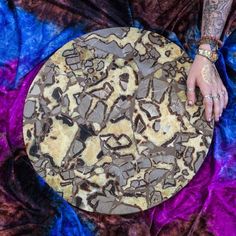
[23,27,214,215]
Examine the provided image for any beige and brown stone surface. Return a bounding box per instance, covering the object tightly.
[23,27,214,215]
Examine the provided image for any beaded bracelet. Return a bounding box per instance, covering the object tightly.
[198,35,223,51]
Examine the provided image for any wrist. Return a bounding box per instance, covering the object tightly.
[195,54,210,62]
[198,35,222,51]
[199,43,212,51]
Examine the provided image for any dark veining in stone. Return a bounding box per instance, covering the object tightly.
[79,124,95,142]
[56,114,74,127]
[23,27,214,215]
[52,87,63,102]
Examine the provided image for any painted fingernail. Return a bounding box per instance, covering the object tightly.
[188,101,193,106]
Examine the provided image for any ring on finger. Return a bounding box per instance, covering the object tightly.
[203,94,213,100]
[187,87,194,93]
[212,94,220,100]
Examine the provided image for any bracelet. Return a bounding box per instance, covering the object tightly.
[196,48,218,63]
[199,38,218,51]
[198,35,223,49]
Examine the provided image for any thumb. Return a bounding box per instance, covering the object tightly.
[186,76,196,106]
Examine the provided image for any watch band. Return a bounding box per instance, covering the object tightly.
[196,48,218,63]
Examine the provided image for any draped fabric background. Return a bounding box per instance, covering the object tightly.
[0,0,236,235]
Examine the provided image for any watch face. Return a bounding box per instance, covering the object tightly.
[23,27,214,215]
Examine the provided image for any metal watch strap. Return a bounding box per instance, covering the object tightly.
[197,48,218,63]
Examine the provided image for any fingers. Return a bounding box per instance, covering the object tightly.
[218,81,228,109]
[202,92,214,122]
[199,83,224,122]
[217,87,224,113]
[207,85,228,122]
[186,76,196,106]
[223,87,228,108]
[212,93,221,122]
[214,66,229,111]
[186,61,228,122]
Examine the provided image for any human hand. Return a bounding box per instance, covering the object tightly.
[186,49,228,122]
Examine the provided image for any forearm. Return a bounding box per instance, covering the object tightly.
[201,0,233,39]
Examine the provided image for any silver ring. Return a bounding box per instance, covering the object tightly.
[187,87,194,93]
[203,94,213,100]
[212,94,220,100]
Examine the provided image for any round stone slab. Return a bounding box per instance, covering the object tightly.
[23,27,214,215]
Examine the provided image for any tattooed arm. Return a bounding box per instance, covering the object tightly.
[186,0,233,122]
[201,0,233,39]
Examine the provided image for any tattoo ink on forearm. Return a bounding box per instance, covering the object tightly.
[202,0,233,39]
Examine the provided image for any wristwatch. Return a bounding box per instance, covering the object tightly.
[196,48,219,63]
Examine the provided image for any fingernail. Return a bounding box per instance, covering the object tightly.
[188,101,193,106]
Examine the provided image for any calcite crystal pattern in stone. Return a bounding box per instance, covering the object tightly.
[23,27,214,215]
